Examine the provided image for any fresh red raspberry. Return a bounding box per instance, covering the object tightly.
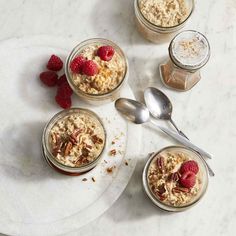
[82,60,98,76]
[180,171,196,188]
[70,55,85,74]
[57,74,67,86]
[97,45,115,61]
[47,55,63,71]
[39,71,58,87]
[57,82,73,98]
[180,160,199,174]
[55,95,71,109]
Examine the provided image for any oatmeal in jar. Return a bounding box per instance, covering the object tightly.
[147,148,203,207]
[139,0,188,27]
[69,43,126,95]
[134,0,194,43]
[49,110,105,168]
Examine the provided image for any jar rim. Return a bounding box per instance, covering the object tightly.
[134,0,195,32]
[65,38,128,99]
[168,30,211,71]
[142,145,209,211]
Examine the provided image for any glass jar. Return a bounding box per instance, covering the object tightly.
[42,108,106,176]
[134,0,194,43]
[160,30,210,91]
[142,146,209,212]
[65,38,129,105]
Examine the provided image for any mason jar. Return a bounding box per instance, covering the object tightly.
[142,146,209,212]
[65,38,128,105]
[134,0,194,43]
[42,108,106,176]
[159,30,210,91]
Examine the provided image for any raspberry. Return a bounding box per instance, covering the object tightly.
[57,82,73,98]
[82,60,98,76]
[39,71,58,87]
[180,160,199,174]
[179,171,196,188]
[55,95,71,109]
[97,45,115,61]
[70,55,85,74]
[57,74,67,86]
[47,55,63,71]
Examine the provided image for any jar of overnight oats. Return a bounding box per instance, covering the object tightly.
[42,108,106,175]
[142,146,208,212]
[159,30,210,91]
[134,0,194,43]
[65,38,128,105]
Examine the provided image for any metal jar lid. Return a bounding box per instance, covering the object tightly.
[169,30,210,71]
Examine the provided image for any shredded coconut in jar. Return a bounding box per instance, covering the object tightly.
[139,0,188,27]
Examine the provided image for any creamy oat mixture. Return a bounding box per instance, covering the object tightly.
[139,0,188,27]
[148,150,202,206]
[71,44,125,94]
[50,111,105,167]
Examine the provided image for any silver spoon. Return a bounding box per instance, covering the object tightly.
[115,98,214,176]
[144,87,189,139]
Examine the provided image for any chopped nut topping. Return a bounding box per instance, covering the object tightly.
[106,166,116,174]
[109,149,117,156]
[49,111,105,168]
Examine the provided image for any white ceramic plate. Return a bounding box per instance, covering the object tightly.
[0,36,142,236]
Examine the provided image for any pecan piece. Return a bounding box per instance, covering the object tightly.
[85,143,92,149]
[109,149,116,156]
[157,184,166,194]
[82,147,90,157]
[69,136,77,145]
[64,141,73,156]
[156,156,165,172]
[172,187,189,194]
[91,135,103,144]
[168,172,180,182]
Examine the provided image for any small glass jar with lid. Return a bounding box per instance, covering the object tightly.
[159,30,210,91]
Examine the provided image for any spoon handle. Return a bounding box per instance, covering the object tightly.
[169,118,189,140]
[150,119,213,159]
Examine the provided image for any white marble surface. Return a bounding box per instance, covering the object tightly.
[0,0,235,235]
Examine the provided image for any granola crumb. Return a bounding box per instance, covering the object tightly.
[106,166,116,174]
[109,149,117,156]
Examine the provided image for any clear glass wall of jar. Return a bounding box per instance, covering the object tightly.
[159,30,210,91]
[134,0,194,44]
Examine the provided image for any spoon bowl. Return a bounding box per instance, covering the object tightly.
[144,87,189,139]
[115,98,150,124]
[144,87,172,120]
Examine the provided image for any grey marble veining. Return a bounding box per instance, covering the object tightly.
[0,0,235,235]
